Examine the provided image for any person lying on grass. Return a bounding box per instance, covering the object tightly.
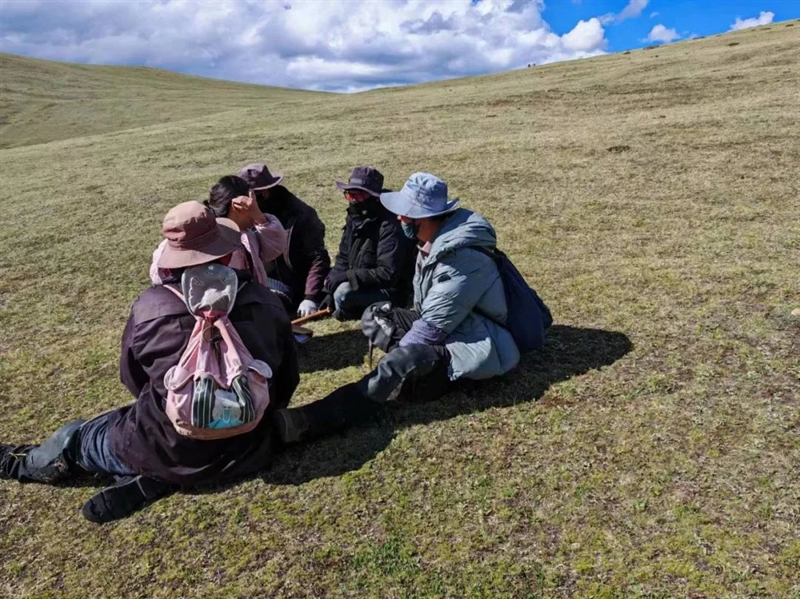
[238,162,331,319]
[0,202,299,523]
[150,175,287,288]
[271,172,521,443]
[319,166,416,321]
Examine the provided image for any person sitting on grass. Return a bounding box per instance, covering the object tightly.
[271,172,520,443]
[238,162,331,318]
[319,166,415,321]
[150,175,287,287]
[0,202,299,523]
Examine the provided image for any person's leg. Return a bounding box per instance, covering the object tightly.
[333,283,392,321]
[0,419,85,483]
[75,415,136,477]
[272,343,452,445]
[0,415,175,523]
[76,415,175,524]
[272,382,377,444]
[357,343,452,404]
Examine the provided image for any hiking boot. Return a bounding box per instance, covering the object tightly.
[0,420,85,483]
[82,475,175,524]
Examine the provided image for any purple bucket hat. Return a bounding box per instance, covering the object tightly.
[335,166,384,198]
[238,163,284,191]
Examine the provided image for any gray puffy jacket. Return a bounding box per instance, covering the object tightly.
[413,209,520,380]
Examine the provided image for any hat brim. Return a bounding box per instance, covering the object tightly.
[157,218,242,269]
[250,173,283,191]
[335,181,381,197]
[380,189,460,219]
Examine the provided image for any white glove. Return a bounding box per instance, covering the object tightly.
[297,299,319,318]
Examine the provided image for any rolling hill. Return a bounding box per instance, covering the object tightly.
[0,21,798,599]
[0,53,325,148]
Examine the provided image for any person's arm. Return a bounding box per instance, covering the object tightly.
[270,312,300,410]
[399,251,494,347]
[324,224,350,294]
[119,310,148,398]
[347,220,404,291]
[301,213,331,302]
[252,214,287,264]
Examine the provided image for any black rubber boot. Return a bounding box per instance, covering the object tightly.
[272,383,382,445]
[356,344,450,404]
[0,420,85,483]
[82,475,176,524]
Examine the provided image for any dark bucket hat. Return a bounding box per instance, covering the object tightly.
[238,163,284,191]
[335,166,384,198]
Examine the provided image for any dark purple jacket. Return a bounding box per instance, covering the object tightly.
[258,186,331,307]
[107,276,299,485]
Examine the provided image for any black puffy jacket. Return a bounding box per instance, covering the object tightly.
[325,199,415,303]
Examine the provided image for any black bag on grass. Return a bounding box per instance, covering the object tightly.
[475,247,552,352]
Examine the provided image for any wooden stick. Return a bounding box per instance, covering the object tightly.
[291,307,333,326]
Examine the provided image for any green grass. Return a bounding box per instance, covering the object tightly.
[1,21,799,598]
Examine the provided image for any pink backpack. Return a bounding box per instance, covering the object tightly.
[162,264,272,440]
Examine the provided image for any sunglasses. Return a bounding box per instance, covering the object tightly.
[344,190,370,202]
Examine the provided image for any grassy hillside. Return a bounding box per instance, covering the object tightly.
[0,21,799,598]
[0,53,325,149]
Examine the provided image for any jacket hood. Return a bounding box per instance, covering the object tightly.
[429,209,497,260]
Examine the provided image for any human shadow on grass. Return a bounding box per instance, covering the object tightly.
[33,324,631,513]
[262,324,633,486]
[297,328,367,373]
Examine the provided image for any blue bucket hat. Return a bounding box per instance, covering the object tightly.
[380,172,460,219]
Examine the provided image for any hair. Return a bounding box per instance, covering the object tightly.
[206,175,251,217]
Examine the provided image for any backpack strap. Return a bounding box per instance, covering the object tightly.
[467,245,507,329]
[470,245,501,261]
[162,284,185,302]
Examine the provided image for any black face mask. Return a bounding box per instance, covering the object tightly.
[347,198,380,218]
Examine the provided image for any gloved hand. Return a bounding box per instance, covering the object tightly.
[324,270,348,294]
[297,299,319,318]
[318,294,335,312]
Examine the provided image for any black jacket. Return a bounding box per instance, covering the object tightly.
[257,186,331,307]
[325,200,415,302]
[108,276,299,485]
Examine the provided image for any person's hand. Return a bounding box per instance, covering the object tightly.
[297,299,319,318]
[324,270,347,294]
[318,294,334,312]
[231,194,266,228]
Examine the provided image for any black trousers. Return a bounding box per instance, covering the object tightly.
[274,304,454,445]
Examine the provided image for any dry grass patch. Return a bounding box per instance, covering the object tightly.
[1,21,799,598]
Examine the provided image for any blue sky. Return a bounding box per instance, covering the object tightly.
[544,0,799,49]
[0,0,797,92]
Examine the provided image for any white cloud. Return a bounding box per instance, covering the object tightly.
[650,12,659,18]
[598,0,647,26]
[645,24,681,43]
[562,18,606,52]
[730,11,775,31]
[0,0,609,92]
[617,0,649,23]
